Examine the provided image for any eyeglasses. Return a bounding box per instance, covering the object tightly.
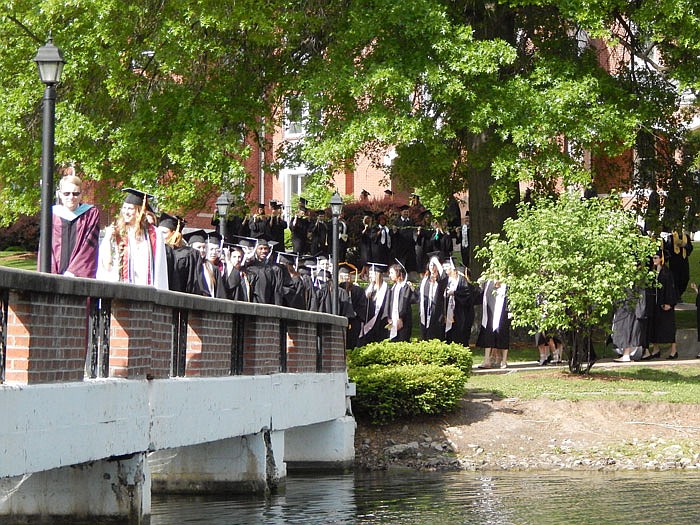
[61,191,81,197]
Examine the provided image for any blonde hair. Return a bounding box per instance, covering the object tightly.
[59,175,82,189]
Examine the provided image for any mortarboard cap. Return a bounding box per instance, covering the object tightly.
[316,209,326,215]
[231,235,258,248]
[298,266,312,277]
[394,258,406,274]
[276,252,298,266]
[384,189,394,196]
[426,251,443,262]
[206,231,222,245]
[158,212,184,231]
[316,269,332,281]
[367,262,388,273]
[121,188,155,212]
[410,193,420,199]
[300,255,318,268]
[418,209,432,218]
[299,197,308,206]
[184,229,207,245]
[256,202,266,209]
[398,204,410,211]
[361,189,370,196]
[339,262,358,274]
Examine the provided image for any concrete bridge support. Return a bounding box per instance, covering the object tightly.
[149,431,287,495]
[0,453,150,523]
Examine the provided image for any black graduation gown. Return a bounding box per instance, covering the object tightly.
[310,219,329,256]
[269,216,287,251]
[665,235,693,297]
[193,259,228,299]
[445,276,479,346]
[419,274,448,341]
[372,225,392,265]
[245,259,283,305]
[248,216,271,240]
[476,282,511,350]
[393,217,417,272]
[290,216,310,254]
[383,282,416,342]
[344,283,367,349]
[172,246,201,294]
[649,265,678,344]
[225,268,250,301]
[358,283,389,346]
[282,271,308,310]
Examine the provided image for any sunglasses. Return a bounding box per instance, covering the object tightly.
[61,191,81,197]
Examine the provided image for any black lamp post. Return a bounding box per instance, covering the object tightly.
[33,34,65,273]
[330,192,343,315]
[215,191,233,242]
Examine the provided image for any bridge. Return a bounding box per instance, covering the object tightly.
[0,267,354,523]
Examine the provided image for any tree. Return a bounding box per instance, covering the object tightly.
[477,192,657,373]
[0,1,335,224]
[283,0,699,275]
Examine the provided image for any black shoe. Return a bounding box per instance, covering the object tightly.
[666,352,678,360]
[641,351,661,361]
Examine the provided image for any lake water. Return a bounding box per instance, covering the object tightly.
[151,469,700,524]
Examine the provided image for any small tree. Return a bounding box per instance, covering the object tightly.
[477,191,657,373]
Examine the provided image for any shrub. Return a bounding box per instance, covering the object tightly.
[347,340,472,424]
[0,214,39,251]
[348,339,473,376]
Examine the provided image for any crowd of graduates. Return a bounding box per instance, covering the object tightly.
[49,175,498,354]
[48,174,700,366]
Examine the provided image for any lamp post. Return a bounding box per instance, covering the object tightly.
[215,191,233,242]
[330,192,343,315]
[33,34,65,273]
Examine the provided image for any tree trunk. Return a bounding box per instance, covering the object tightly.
[467,132,519,279]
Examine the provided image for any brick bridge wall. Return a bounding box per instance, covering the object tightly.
[0,268,347,385]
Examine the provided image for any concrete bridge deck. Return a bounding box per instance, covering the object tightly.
[0,267,354,523]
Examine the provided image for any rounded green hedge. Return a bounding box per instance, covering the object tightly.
[348,340,472,424]
[348,339,473,375]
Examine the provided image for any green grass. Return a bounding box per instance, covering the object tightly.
[467,362,700,404]
[0,250,37,271]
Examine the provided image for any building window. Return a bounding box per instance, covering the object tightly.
[284,96,307,138]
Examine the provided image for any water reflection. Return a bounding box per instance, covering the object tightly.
[151,470,700,524]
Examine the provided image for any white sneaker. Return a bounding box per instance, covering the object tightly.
[613,355,631,363]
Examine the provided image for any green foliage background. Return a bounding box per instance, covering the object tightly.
[478,192,658,334]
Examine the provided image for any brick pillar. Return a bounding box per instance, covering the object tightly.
[286,322,316,372]
[4,290,87,384]
[149,305,173,379]
[318,324,347,373]
[109,300,153,379]
[242,317,282,375]
[185,312,232,377]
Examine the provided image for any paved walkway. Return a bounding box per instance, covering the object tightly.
[472,356,700,374]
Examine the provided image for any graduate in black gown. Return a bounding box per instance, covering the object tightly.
[339,264,367,349]
[418,254,448,340]
[192,232,228,299]
[244,239,284,305]
[383,262,416,342]
[247,203,271,241]
[358,263,390,346]
[310,209,329,256]
[643,249,679,359]
[392,205,417,273]
[443,259,478,346]
[269,200,287,252]
[290,199,310,254]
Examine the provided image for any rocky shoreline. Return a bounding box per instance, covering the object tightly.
[353,397,700,472]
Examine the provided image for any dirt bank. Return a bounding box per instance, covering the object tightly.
[354,390,700,471]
